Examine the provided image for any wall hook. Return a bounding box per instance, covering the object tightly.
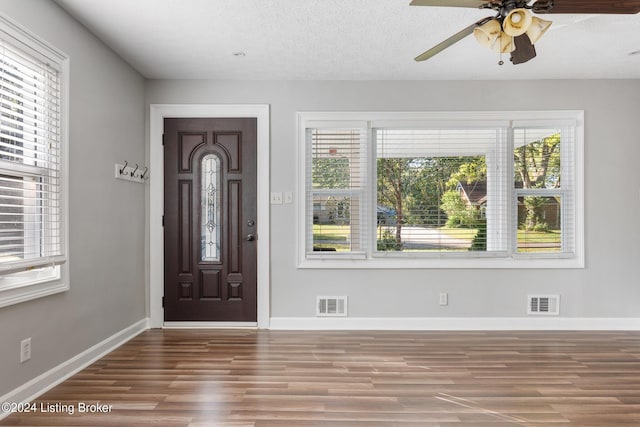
[115,161,146,184]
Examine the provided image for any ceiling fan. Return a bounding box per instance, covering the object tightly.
[411,0,640,65]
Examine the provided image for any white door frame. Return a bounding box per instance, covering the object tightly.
[148,104,270,328]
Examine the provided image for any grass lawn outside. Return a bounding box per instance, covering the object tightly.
[437,227,479,241]
[312,224,349,241]
[517,229,561,252]
[517,229,561,242]
[313,224,350,251]
[312,224,562,253]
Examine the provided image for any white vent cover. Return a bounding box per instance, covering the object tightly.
[317,296,348,317]
[528,295,560,315]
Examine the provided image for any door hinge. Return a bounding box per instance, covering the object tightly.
[162,296,165,308]
[162,215,165,226]
[162,133,165,146]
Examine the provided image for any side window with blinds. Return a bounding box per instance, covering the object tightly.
[513,126,575,255]
[307,127,365,256]
[298,112,583,268]
[0,15,68,307]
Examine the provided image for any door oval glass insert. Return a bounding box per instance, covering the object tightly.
[201,154,221,261]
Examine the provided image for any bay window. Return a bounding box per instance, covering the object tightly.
[298,112,583,268]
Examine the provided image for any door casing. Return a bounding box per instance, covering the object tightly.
[149,104,270,328]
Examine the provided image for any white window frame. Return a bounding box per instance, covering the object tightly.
[304,121,368,260]
[297,111,584,269]
[0,15,69,307]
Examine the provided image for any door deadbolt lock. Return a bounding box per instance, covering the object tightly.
[247,220,255,227]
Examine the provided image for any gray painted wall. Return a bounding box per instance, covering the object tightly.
[146,79,640,319]
[1,0,638,401]
[0,0,146,396]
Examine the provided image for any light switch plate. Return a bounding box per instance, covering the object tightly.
[270,192,283,204]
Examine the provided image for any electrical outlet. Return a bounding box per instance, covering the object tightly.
[439,292,448,306]
[20,337,31,363]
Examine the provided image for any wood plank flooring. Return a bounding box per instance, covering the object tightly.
[4,329,640,426]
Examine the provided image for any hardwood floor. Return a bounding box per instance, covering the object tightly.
[3,329,640,426]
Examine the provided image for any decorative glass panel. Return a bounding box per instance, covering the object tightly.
[201,155,221,261]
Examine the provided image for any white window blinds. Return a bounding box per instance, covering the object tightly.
[375,127,508,255]
[298,112,583,268]
[513,125,575,256]
[307,127,365,255]
[0,34,63,273]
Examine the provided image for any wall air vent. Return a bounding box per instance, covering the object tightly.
[317,296,348,317]
[528,295,560,315]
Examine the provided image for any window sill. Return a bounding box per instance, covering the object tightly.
[298,255,584,269]
[305,251,367,261]
[0,267,68,308]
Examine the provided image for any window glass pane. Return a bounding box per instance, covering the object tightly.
[201,154,220,261]
[376,155,487,252]
[311,129,361,189]
[0,265,59,288]
[0,17,70,306]
[0,174,25,262]
[375,129,500,254]
[517,195,562,253]
[0,174,50,262]
[514,128,561,189]
[308,128,363,254]
[312,195,358,252]
[0,29,63,275]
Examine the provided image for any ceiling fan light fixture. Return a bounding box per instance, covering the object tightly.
[473,19,501,48]
[503,8,532,37]
[526,16,552,44]
[491,31,515,53]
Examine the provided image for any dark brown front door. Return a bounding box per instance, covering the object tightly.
[163,118,257,321]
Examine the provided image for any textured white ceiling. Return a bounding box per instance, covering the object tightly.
[54,0,640,80]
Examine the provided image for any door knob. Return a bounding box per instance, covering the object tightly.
[246,234,256,241]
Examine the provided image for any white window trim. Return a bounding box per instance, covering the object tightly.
[297,111,584,269]
[0,14,70,307]
[303,120,369,259]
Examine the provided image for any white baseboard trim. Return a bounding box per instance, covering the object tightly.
[0,318,149,420]
[269,317,640,331]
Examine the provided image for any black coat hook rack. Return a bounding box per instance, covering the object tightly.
[115,161,149,183]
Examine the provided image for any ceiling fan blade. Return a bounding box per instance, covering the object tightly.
[410,0,498,8]
[415,17,493,62]
[532,0,640,14]
[511,34,537,64]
